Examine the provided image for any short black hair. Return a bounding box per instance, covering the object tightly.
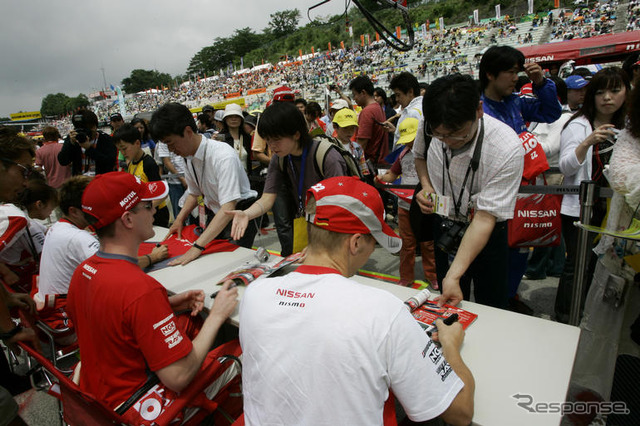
[257,102,312,149]
[479,46,525,90]
[76,109,99,128]
[149,102,197,141]
[622,52,640,82]
[423,74,481,131]
[305,101,323,119]
[0,126,35,162]
[59,175,92,216]
[113,123,141,145]
[548,75,567,105]
[571,67,593,80]
[295,98,307,107]
[389,72,420,97]
[349,75,374,96]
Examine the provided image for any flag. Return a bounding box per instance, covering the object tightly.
[496,5,501,20]
[376,32,380,41]
[439,17,445,30]
[473,9,479,25]
[312,46,315,54]
[299,49,302,58]
[360,34,364,46]
[340,40,345,50]
[554,0,559,7]
[366,34,370,45]
[426,19,430,31]
[328,42,332,52]
[396,26,401,39]
[528,0,534,14]
[241,56,244,69]
[349,25,353,38]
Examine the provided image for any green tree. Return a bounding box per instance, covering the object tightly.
[67,94,89,112]
[121,69,173,94]
[268,9,301,39]
[40,93,70,117]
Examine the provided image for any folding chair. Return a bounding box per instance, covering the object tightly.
[19,339,244,426]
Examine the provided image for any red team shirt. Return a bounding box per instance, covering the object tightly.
[67,252,193,409]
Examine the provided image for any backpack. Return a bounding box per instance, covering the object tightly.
[279,135,374,184]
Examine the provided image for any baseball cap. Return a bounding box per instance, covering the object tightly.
[222,103,243,120]
[306,176,402,253]
[202,105,214,113]
[519,83,533,96]
[332,108,358,128]
[109,113,123,122]
[214,110,225,122]
[82,171,168,230]
[330,99,349,111]
[271,86,295,103]
[633,59,640,67]
[244,114,258,128]
[565,75,589,90]
[397,117,419,145]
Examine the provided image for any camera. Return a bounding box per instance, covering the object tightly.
[436,219,468,254]
[329,84,337,91]
[71,114,92,144]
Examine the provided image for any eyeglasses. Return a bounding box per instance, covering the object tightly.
[1,157,34,179]
[425,121,476,142]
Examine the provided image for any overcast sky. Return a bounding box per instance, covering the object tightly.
[0,0,349,117]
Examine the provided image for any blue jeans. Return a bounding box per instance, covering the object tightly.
[168,183,186,219]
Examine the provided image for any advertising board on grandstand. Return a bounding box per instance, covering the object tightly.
[10,111,41,121]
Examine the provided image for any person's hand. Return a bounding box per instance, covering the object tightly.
[5,326,42,355]
[170,290,205,316]
[584,124,616,147]
[0,267,19,286]
[382,120,396,133]
[168,246,202,266]
[150,245,169,263]
[523,62,545,86]
[415,188,435,214]
[69,130,79,145]
[430,319,464,353]
[7,293,36,316]
[435,276,463,307]
[209,281,238,323]
[165,219,184,241]
[225,210,249,240]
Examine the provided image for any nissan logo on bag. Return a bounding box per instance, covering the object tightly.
[517,210,557,218]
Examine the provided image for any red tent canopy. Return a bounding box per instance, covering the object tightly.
[520,31,640,65]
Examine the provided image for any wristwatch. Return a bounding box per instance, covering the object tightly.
[0,325,22,340]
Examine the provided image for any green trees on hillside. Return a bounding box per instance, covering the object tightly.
[40,93,89,117]
[121,69,173,94]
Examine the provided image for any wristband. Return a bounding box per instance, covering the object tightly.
[193,242,206,251]
[145,254,152,265]
[0,325,22,340]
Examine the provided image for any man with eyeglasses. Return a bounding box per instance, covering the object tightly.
[0,127,41,426]
[414,75,524,310]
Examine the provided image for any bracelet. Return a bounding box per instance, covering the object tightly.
[145,254,152,266]
[193,242,206,251]
[0,325,22,340]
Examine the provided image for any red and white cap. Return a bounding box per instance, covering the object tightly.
[82,171,168,230]
[271,86,295,103]
[305,176,402,253]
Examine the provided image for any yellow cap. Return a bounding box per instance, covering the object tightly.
[397,117,419,144]
[332,108,358,128]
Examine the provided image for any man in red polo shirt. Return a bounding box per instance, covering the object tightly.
[349,75,389,165]
[67,172,238,424]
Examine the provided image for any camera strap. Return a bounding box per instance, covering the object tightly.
[442,118,485,219]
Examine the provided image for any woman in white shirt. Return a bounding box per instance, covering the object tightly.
[555,67,630,323]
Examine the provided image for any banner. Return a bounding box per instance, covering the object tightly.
[349,25,353,38]
[426,19,430,31]
[473,9,479,25]
[376,32,380,41]
[360,34,364,46]
[438,17,445,30]
[554,0,559,7]
[10,111,41,121]
[298,49,302,58]
[396,26,401,39]
[496,5,501,20]
[340,40,345,50]
[366,34,370,46]
[328,42,332,52]
[311,46,315,54]
[209,98,245,110]
[246,88,267,95]
[224,92,242,99]
[528,0,534,14]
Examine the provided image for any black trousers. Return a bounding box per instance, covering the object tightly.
[207,197,258,249]
[433,215,509,309]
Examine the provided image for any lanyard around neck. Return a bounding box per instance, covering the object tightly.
[191,141,208,189]
[288,145,309,213]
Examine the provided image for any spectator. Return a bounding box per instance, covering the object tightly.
[35,126,70,188]
[217,103,252,173]
[555,67,630,323]
[349,75,388,165]
[109,113,124,134]
[414,74,524,309]
[240,176,474,425]
[332,108,369,177]
[387,72,424,150]
[67,171,238,424]
[131,117,156,157]
[155,140,187,219]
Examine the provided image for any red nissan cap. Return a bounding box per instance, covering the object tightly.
[82,171,168,230]
[305,176,402,253]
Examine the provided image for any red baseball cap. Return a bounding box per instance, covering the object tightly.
[82,171,168,230]
[271,86,295,103]
[305,176,402,253]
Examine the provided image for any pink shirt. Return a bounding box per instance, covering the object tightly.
[35,142,71,188]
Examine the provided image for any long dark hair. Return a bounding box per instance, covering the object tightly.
[627,85,640,139]
[131,118,152,142]
[566,67,630,130]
